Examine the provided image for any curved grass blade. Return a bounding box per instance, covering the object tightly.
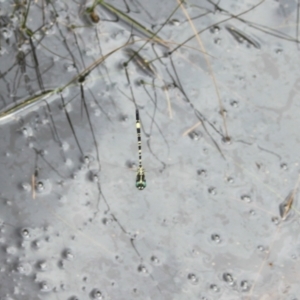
[279,191,295,220]
[226,25,261,49]
[0,89,54,122]
[124,48,156,77]
[96,0,169,48]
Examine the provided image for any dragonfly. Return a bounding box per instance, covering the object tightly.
[135,108,146,190]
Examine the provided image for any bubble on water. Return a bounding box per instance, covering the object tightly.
[63,248,74,261]
[280,163,288,170]
[92,174,99,183]
[136,78,145,86]
[150,255,160,264]
[89,170,99,182]
[191,248,200,257]
[37,260,48,271]
[20,182,31,192]
[275,48,283,54]
[72,172,78,180]
[211,234,221,243]
[21,127,28,137]
[230,100,239,108]
[39,280,52,292]
[119,114,128,122]
[257,245,265,252]
[223,273,235,285]
[20,228,30,239]
[187,273,199,285]
[214,38,221,44]
[169,19,180,26]
[83,155,91,164]
[69,296,80,300]
[210,25,220,34]
[208,187,216,195]
[36,181,44,192]
[58,259,65,269]
[271,216,279,225]
[197,169,207,177]
[102,217,113,226]
[1,28,12,39]
[210,283,220,292]
[240,280,251,292]
[5,200,12,206]
[241,194,251,203]
[91,288,103,299]
[227,177,234,184]
[21,126,33,138]
[137,264,148,274]
[249,209,256,216]
[222,136,232,144]
[31,239,41,249]
[219,108,227,117]
[188,130,202,141]
[64,63,76,73]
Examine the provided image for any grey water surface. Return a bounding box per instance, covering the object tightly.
[0,0,300,299]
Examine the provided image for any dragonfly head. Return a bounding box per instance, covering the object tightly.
[136,173,146,190]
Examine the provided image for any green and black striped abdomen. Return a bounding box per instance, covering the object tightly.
[135,109,146,190]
